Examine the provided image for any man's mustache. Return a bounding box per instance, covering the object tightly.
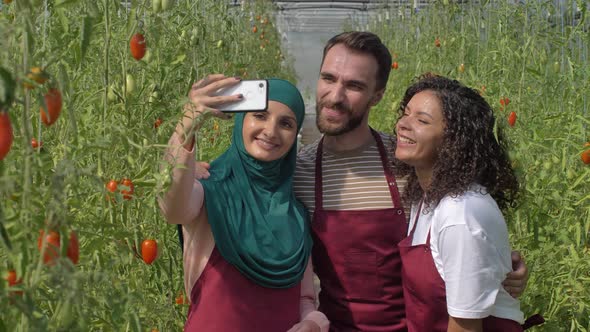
[318,101,351,113]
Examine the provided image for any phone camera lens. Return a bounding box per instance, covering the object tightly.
[259,83,264,88]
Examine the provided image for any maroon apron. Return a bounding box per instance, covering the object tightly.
[312,130,408,332]
[184,247,300,331]
[398,203,523,332]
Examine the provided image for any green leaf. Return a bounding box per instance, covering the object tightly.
[170,53,186,65]
[0,204,12,251]
[0,67,15,109]
[80,16,94,64]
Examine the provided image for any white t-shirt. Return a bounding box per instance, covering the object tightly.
[407,185,524,323]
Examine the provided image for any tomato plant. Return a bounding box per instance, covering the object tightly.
[141,239,158,265]
[40,88,62,126]
[130,33,147,61]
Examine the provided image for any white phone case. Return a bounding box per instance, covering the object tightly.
[215,79,268,112]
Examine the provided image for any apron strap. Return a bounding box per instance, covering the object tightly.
[314,136,326,211]
[371,128,404,210]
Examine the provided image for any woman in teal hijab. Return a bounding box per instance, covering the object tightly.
[159,75,327,331]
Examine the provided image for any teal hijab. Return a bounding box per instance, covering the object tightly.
[200,78,311,289]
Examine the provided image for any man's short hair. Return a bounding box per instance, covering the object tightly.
[321,31,392,91]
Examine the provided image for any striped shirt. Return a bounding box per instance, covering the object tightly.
[294,131,408,215]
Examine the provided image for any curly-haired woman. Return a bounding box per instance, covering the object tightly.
[393,73,524,332]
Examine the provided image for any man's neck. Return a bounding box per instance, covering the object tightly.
[322,125,374,153]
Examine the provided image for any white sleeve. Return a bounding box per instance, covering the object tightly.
[437,223,508,319]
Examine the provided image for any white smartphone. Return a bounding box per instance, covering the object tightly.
[214,79,268,112]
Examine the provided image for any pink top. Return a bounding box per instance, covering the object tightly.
[158,133,329,331]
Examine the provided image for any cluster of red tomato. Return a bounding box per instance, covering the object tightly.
[106,178,135,200]
[0,65,63,162]
[105,179,158,265]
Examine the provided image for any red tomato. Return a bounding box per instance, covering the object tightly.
[581,150,590,165]
[130,33,147,60]
[175,294,188,305]
[141,239,158,264]
[37,230,61,265]
[153,118,163,129]
[6,270,21,286]
[508,111,517,127]
[252,25,258,33]
[0,111,13,161]
[67,231,80,265]
[435,37,441,48]
[40,88,62,126]
[120,178,134,200]
[5,270,23,296]
[392,62,399,70]
[37,230,79,265]
[500,97,510,107]
[31,138,42,149]
[106,180,118,193]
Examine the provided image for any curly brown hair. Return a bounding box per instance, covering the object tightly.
[391,73,519,212]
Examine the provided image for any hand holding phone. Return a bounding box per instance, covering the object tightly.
[213,79,268,112]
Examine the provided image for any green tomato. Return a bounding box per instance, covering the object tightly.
[543,161,552,170]
[152,0,161,12]
[216,40,223,48]
[161,0,173,10]
[149,91,159,103]
[107,86,117,102]
[566,169,576,180]
[143,49,152,63]
[126,74,136,95]
[553,61,560,74]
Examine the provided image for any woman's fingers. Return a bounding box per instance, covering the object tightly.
[192,74,227,90]
[200,93,244,108]
[200,76,241,95]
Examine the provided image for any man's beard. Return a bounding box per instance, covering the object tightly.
[315,100,369,136]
